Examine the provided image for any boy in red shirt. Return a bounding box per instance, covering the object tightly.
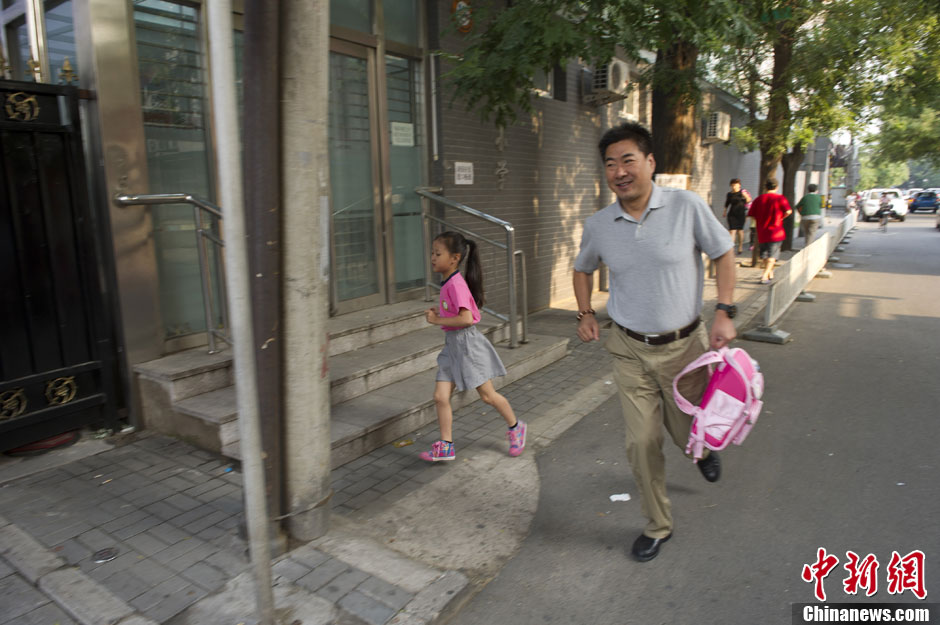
[747,178,793,284]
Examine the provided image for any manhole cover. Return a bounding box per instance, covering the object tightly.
[93,547,119,563]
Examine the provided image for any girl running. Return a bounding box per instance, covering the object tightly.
[420,231,526,462]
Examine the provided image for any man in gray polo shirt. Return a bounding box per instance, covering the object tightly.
[573,122,737,562]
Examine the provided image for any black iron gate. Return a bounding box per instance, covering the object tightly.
[0,80,121,451]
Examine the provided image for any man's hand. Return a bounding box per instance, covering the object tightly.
[577,315,600,342]
[709,313,736,349]
[425,307,439,325]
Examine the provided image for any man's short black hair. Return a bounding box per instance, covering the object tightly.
[598,122,654,160]
[730,178,741,185]
[808,183,818,192]
[765,177,778,191]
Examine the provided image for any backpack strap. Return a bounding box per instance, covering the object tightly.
[672,348,727,415]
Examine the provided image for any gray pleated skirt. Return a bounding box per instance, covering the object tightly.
[436,326,507,392]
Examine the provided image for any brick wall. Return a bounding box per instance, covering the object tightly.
[430,2,761,312]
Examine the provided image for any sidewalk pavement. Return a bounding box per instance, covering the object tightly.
[0,222,833,625]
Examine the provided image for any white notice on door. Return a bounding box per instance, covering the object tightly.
[391,122,414,147]
[455,161,474,185]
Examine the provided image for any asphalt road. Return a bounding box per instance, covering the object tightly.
[448,212,940,625]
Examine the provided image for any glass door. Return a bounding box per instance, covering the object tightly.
[385,54,425,292]
[328,40,386,312]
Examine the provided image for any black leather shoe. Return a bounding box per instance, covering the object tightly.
[631,533,671,562]
[697,451,721,482]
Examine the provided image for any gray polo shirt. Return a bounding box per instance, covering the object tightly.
[574,183,732,334]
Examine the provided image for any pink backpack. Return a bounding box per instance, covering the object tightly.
[673,347,764,462]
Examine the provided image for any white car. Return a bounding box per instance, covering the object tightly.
[857,188,908,222]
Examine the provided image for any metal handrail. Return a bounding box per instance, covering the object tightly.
[113,193,230,353]
[416,188,527,347]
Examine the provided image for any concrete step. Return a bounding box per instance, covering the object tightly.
[221,333,570,467]
[329,319,507,405]
[326,300,430,357]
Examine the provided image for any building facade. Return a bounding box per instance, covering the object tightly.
[1,0,767,447]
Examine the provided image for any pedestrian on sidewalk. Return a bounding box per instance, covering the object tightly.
[747,177,793,284]
[420,231,526,462]
[722,178,752,254]
[572,122,736,562]
[796,183,823,245]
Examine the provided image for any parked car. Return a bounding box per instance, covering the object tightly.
[858,189,908,221]
[909,191,939,213]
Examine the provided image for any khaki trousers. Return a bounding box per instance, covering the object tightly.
[605,323,710,538]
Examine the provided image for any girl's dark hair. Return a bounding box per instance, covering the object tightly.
[435,231,484,307]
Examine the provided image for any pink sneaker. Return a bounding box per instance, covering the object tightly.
[507,421,527,457]
[419,440,455,462]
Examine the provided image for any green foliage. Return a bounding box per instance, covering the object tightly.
[904,158,940,188]
[858,152,909,190]
[730,126,759,153]
[442,0,754,129]
[871,11,940,165]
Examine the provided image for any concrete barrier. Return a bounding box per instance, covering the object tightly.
[743,212,856,344]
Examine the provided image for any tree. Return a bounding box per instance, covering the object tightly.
[872,13,940,166]
[443,0,753,176]
[857,152,909,190]
[707,0,915,247]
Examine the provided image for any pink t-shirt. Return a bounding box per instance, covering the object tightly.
[439,272,481,331]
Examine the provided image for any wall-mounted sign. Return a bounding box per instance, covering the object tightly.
[391,121,414,147]
[452,0,472,33]
[654,173,690,190]
[455,161,474,185]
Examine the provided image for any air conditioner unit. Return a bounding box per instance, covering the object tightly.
[704,111,731,143]
[584,59,630,105]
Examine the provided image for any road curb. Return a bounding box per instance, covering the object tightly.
[0,514,158,625]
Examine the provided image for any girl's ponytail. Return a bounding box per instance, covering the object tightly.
[435,231,485,307]
[463,239,485,307]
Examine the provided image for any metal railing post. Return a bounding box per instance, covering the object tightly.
[194,205,218,353]
[515,250,528,344]
[416,187,527,347]
[506,227,517,348]
[114,193,229,353]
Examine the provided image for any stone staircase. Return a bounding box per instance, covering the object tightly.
[133,301,569,469]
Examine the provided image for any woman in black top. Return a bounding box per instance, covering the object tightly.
[723,178,752,254]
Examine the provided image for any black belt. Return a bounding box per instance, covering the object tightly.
[616,318,701,346]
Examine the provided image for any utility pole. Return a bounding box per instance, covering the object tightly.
[280,0,333,540]
[206,1,275,622]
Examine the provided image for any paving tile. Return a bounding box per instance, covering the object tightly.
[112,515,164,540]
[76,528,122,552]
[124,532,169,557]
[143,501,184,522]
[183,509,230,534]
[147,523,193,545]
[272,557,311,583]
[0,575,48,623]
[356,576,415,612]
[52,538,92,566]
[7,601,77,625]
[338,590,397,625]
[179,561,228,592]
[295,557,350,592]
[150,537,203,566]
[164,493,203,512]
[123,558,176,586]
[100,569,151,603]
[316,569,370,603]
[162,542,219,573]
[129,575,191,612]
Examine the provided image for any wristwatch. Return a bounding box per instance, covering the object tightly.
[715,303,737,319]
